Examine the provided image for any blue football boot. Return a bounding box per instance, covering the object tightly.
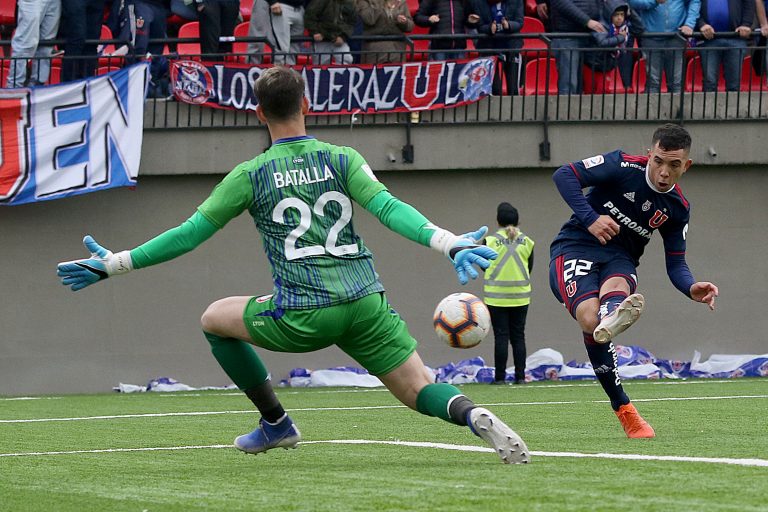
[234,415,302,454]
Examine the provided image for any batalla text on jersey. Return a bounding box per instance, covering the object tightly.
[273,164,336,189]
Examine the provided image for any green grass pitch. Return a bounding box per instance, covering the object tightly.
[1,378,767,511]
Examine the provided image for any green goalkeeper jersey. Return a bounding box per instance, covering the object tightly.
[198,136,387,309]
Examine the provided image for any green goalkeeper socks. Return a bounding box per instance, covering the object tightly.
[416,383,475,425]
[204,332,270,390]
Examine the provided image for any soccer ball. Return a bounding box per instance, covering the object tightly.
[433,292,491,349]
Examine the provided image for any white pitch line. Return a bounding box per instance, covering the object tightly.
[5,377,762,402]
[0,440,766,468]
[2,395,767,424]
[0,397,62,401]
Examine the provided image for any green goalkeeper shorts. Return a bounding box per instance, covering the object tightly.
[243,291,418,376]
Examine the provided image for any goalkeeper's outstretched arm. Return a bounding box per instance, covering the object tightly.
[57,211,219,291]
[363,190,497,285]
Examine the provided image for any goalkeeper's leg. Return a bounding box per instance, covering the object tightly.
[378,352,530,464]
[201,297,300,454]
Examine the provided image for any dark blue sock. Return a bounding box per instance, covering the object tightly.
[584,332,630,411]
[599,291,628,320]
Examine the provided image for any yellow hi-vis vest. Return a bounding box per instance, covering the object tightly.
[483,229,534,307]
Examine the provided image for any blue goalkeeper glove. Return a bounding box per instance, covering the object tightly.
[459,225,488,244]
[448,238,497,285]
[57,235,133,291]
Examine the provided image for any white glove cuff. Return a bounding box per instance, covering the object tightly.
[428,227,461,258]
[106,250,134,275]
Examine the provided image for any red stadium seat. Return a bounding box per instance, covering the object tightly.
[177,21,201,58]
[521,16,548,60]
[232,22,250,62]
[685,55,725,92]
[406,0,420,16]
[583,65,626,94]
[231,22,271,64]
[466,38,478,59]
[96,65,121,76]
[0,59,10,84]
[98,25,125,67]
[521,57,557,95]
[240,0,252,21]
[741,55,766,91]
[630,58,667,93]
[0,0,15,25]
[48,65,61,85]
[524,0,538,17]
[406,25,430,61]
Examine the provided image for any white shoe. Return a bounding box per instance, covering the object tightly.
[469,408,530,464]
[593,293,645,343]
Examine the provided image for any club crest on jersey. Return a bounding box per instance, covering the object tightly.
[565,281,577,298]
[649,210,669,228]
[642,200,651,212]
[582,155,604,168]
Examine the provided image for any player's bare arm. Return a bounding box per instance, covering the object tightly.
[587,214,620,245]
[690,282,719,311]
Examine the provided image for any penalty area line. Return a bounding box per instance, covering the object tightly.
[0,440,766,468]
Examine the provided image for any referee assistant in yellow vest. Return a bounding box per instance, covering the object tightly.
[483,203,534,384]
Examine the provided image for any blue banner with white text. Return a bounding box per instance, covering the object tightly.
[170,58,496,114]
[0,63,149,206]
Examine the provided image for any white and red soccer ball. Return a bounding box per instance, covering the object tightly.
[433,292,491,349]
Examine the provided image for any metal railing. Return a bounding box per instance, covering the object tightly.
[2,31,766,131]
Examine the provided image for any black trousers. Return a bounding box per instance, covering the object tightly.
[487,304,529,382]
[61,0,103,81]
[198,0,240,58]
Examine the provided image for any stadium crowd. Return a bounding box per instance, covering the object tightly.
[1,0,766,95]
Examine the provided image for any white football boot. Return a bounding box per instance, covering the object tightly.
[469,408,530,464]
[593,293,645,343]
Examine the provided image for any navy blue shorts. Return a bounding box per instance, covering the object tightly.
[549,245,638,318]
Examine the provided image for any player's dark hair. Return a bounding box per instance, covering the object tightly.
[652,123,692,152]
[497,202,519,227]
[254,67,305,121]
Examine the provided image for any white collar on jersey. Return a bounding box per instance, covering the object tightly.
[644,164,674,194]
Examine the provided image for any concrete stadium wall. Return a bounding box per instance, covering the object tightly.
[1,121,767,395]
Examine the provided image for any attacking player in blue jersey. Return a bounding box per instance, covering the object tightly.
[549,124,719,438]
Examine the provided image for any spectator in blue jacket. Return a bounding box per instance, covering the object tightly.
[469,0,524,94]
[550,0,606,94]
[695,0,754,91]
[585,0,644,88]
[629,0,700,93]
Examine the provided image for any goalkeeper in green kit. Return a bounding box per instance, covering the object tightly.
[57,66,529,464]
